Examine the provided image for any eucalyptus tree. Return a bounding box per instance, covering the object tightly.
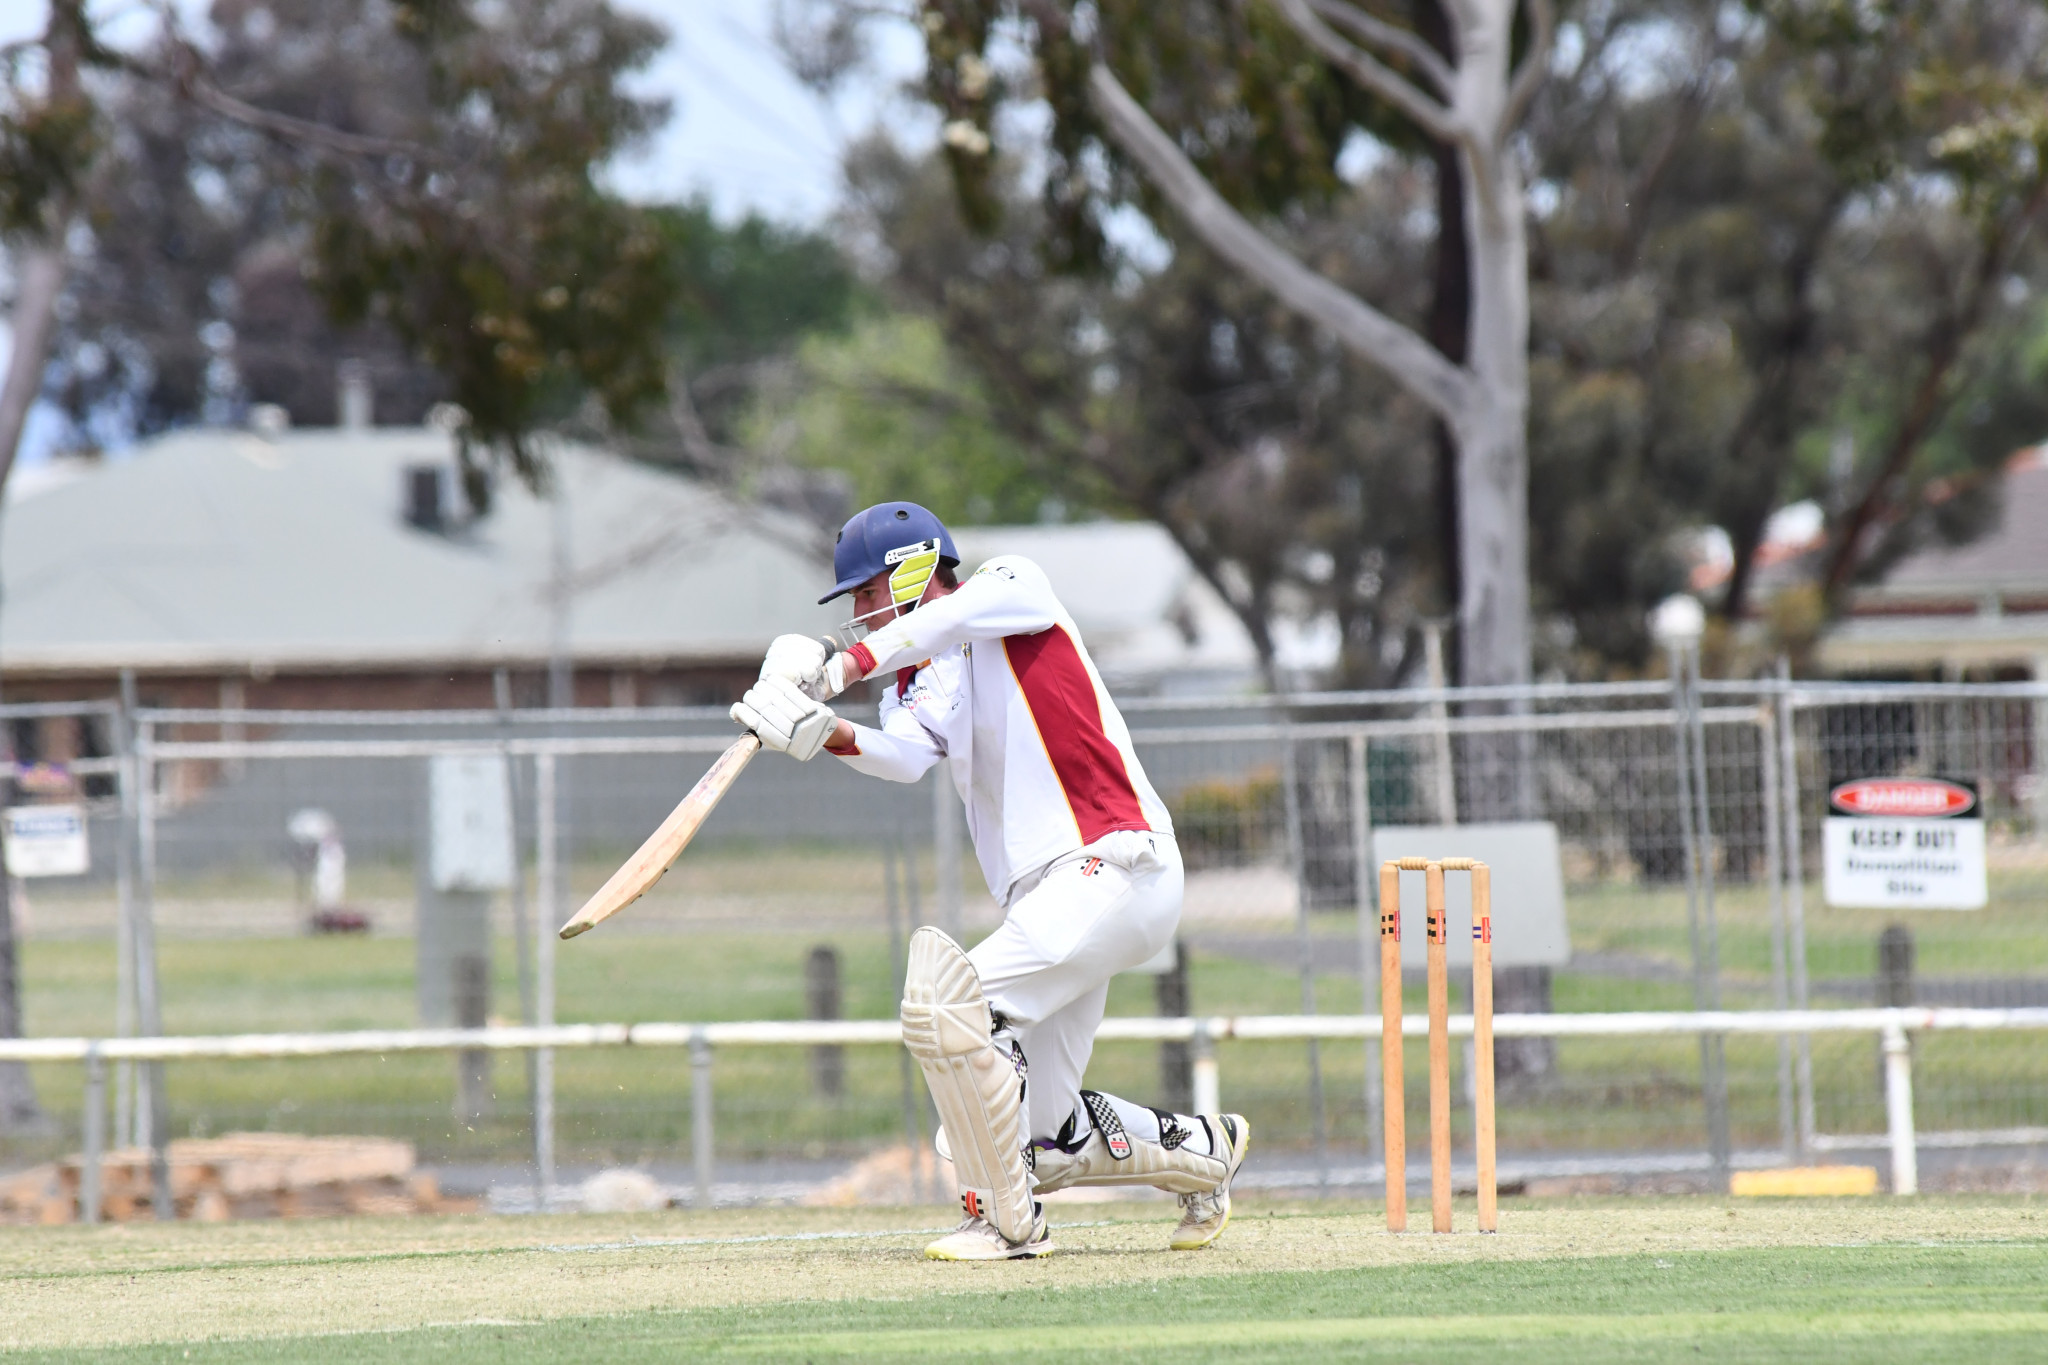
[910,0,1554,691]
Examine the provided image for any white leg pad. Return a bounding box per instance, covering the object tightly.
[900,927,1036,1245]
[1033,1129,1229,1196]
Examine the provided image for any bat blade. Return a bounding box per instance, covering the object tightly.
[557,734,762,940]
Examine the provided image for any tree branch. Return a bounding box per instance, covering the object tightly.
[1269,0,1464,147]
[0,246,66,499]
[1307,0,1455,98]
[1502,0,1556,135]
[1820,172,2048,599]
[121,12,433,163]
[1087,63,1473,422]
[176,75,428,161]
[1713,188,1846,621]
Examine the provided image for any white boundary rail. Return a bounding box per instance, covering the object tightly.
[10,1005,2048,1220]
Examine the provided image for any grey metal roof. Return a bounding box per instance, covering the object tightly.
[1860,451,2048,602]
[0,426,843,674]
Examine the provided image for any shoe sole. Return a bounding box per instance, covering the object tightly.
[1171,1117,1250,1251]
[925,1240,1055,1261]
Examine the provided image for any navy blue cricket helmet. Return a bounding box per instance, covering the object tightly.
[819,502,959,605]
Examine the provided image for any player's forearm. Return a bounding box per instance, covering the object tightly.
[828,720,941,782]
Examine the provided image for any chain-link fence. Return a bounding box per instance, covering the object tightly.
[5,672,2046,1205]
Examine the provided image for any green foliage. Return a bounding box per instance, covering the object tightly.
[740,312,1053,524]
[0,88,95,236]
[912,0,1384,273]
[1170,770,1282,869]
[656,201,859,374]
[296,0,679,501]
[0,1,111,237]
[847,134,1441,686]
[1525,0,2048,655]
[24,0,684,488]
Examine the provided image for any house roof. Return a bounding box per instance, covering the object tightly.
[1821,448,2048,674]
[0,426,843,676]
[1854,448,2048,607]
[951,522,1261,692]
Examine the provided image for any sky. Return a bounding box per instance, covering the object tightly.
[0,0,928,483]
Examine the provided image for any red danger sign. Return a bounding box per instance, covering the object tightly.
[1829,777,1977,819]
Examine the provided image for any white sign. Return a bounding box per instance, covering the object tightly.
[3,805,90,878]
[428,755,515,892]
[1371,822,1571,968]
[1823,777,1986,910]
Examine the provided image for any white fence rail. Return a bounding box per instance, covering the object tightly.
[13,1006,2048,1220]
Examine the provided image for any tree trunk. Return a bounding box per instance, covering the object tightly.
[1428,160,1467,676]
[1420,2,1467,674]
[1450,2,1532,694]
[0,7,81,1136]
[1084,9,1535,690]
[0,242,67,498]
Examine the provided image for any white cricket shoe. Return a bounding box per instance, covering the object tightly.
[1171,1114,1250,1250]
[924,1199,1054,1261]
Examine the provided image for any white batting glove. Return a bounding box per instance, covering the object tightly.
[760,634,828,691]
[730,675,836,761]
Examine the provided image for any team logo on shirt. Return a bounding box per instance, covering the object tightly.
[1080,858,1104,877]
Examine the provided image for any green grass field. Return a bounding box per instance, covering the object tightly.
[1,1199,2045,1361]
[6,851,2047,1168]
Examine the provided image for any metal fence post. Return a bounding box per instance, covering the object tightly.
[1348,733,1380,1161]
[1882,1018,1918,1195]
[1758,709,1797,1164]
[80,1045,104,1224]
[129,712,172,1218]
[533,752,558,1200]
[883,836,923,1203]
[1671,645,1730,1187]
[1777,661,1815,1157]
[113,677,138,1155]
[691,1028,714,1208]
[1423,622,1457,824]
[1280,727,1328,1198]
[1192,1020,1220,1117]
[2033,665,2048,838]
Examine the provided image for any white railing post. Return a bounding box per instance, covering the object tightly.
[692,1028,714,1208]
[1882,1018,1918,1195]
[1192,1019,1220,1117]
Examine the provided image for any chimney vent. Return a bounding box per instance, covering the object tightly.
[338,359,373,431]
[404,464,445,531]
[249,403,291,439]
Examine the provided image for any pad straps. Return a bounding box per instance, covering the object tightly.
[1081,1090,1133,1160]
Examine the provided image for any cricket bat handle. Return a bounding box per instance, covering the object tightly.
[556,733,762,940]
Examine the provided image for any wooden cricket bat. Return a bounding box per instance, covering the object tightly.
[557,733,762,940]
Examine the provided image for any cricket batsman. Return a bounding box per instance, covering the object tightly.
[730,501,1250,1260]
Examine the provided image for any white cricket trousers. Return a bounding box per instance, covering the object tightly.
[967,829,1183,1144]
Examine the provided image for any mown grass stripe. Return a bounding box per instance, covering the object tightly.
[725,1309,2048,1357]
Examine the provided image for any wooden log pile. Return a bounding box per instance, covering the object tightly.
[0,1133,480,1223]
